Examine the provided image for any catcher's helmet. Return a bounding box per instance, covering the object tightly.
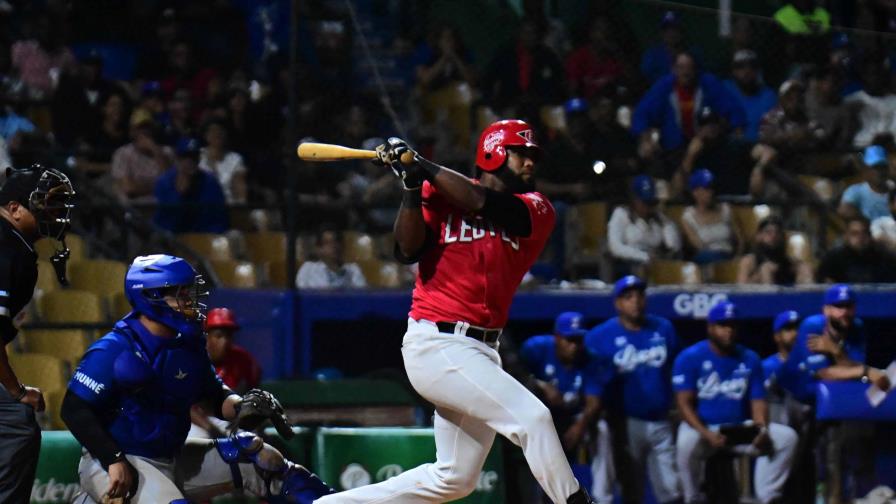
[205,307,239,331]
[124,254,207,336]
[0,164,75,241]
[475,119,541,172]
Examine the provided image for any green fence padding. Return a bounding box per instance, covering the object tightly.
[31,431,81,503]
[314,427,505,503]
[262,379,417,407]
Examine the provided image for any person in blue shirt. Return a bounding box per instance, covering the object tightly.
[60,255,332,504]
[640,11,704,84]
[724,50,777,143]
[521,311,611,503]
[673,301,797,504]
[838,145,893,222]
[584,276,681,504]
[779,284,889,502]
[763,310,802,426]
[154,137,229,233]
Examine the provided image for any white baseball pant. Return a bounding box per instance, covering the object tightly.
[676,422,797,504]
[588,419,615,504]
[617,418,680,503]
[315,318,582,503]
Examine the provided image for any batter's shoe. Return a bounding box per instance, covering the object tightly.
[567,488,596,504]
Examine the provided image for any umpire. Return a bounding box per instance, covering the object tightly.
[0,164,75,502]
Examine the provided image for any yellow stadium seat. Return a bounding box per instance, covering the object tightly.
[34,234,86,262]
[110,291,132,319]
[540,105,567,132]
[69,259,128,297]
[245,232,287,264]
[42,388,66,430]
[358,259,401,288]
[570,202,608,255]
[8,352,69,396]
[178,233,233,261]
[732,204,774,239]
[664,204,687,229]
[711,258,742,284]
[20,329,91,367]
[797,175,836,202]
[38,290,105,323]
[34,260,60,304]
[343,231,375,262]
[212,260,258,288]
[266,260,301,288]
[647,260,702,285]
[786,232,813,263]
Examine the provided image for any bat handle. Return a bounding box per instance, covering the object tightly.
[399,151,416,165]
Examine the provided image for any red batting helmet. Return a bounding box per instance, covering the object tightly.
[205,307,239,330]
[475,119,541,172]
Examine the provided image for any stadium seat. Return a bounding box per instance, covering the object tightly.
[34,234,86,262]
[359,259,401,288]
[42,388,66,429]
[475,105,499,133]
[8,353,69,430]
[647,260,702,285]
[110,291,131,319]
[34,260,60,302]
[540,105,567,132]
[343,231,375,262]
[69,259,128,298]
[20,329,91,367]
[177,233,233,262]
[38,290,105,323]
[786,232,813,263]
[266,260,301,288]
[245,231,287,264]
[569,201,608,256]
[731,204,774,239]
[664,204,687,229]
[710,258,741,284]
[212,260,258,288]
[797,175,836,202]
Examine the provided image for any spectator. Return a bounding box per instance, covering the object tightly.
[607,175,681,277]
[588,97,638,197]
[773,0,831,34]
[0,93,37,150]
[585,276,682,504]
[839,145,893,221]
[160,88,196,146]
[199,119,247,204]
[673,301,798,504]
[160,40,217,107]
[844,59,896,148]
[780,285,886,502]
[133,81,168,129]
[51,52,117,149]
[520,312,605,498]
[680,169,742,264]
[74,91,131,179]
[762,310,802,427]
[537,99,598,204]
[676,105,754,197]
[564,17,624,99]
[154,137,229,233]
[487,17,565,110]
[190,307,261,438]
[640,11,701,83]
[816,215,896,283]
[870,189,896,251]
[737,216,812,285]
[296,228,366,289]
[805,66,857,152]
[10,13,76,98]
[111,120,173,203]
[724,50,777,143]
[632,52,746,154]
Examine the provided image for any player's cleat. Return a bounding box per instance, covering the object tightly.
[567,487,597,504]
[267,462,336,504]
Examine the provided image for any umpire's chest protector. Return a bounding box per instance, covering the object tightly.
[106,319,214,458]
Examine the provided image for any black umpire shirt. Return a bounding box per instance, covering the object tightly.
[0,217,37,343]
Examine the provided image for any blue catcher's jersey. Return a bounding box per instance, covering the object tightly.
[585,315,679,421]
[520,335,595,411]
[778,314,866,404]
[67,314,232,459]
[672,340,765,426]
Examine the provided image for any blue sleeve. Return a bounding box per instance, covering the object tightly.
[519,337,542,375]
[840,184,862,207]
[749,354,766,400]
[68,344,121,406]
[199,176,229,233]
[584,347,614,398]
[631,82,664,136]
[672,352,697,392]
[706,75,747,129]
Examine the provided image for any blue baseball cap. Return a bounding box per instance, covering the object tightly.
[707,301,738,323]
[632,175,657,203]
[863,145,887,167]
[554,311,586,338]
[613,275,646,298]
[773,310,800,332]
[175,137,201,157]
[564,97,587,115]
[661,11,680,28]
[824,284,855,306]
[688,168,714,190]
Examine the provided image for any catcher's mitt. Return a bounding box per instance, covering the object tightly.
[232,389,294,439]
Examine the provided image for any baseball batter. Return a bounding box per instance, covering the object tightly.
[316,120,594,503]
[60,254,333,503]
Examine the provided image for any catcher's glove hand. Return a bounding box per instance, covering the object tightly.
[232,389,294,439]
[374,137,424,190]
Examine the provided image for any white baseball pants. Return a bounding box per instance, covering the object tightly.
[315,318,581,503]
[676,422,797,504]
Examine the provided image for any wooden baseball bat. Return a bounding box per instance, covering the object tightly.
[297,142,415,164]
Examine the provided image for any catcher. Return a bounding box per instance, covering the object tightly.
[60,254,333,503]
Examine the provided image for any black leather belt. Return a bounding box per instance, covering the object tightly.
[436,321,502,344]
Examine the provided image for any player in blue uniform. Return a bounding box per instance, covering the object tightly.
[673,301,797,504]
[778,285,890,502]
[520,311,611,503]
[60,255,332,503]
[584,276,681,504]
[762,310,801,425]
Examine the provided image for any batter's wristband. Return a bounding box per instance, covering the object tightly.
[416,157,442,179]
[13,384,26,402]
[402,188,422,208]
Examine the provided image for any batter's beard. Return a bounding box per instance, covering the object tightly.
[496,166,535,194]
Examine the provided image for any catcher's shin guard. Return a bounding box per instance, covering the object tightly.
[266,462,335,504]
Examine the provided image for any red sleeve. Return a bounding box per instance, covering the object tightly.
[421,180,446,233]
[515,192,555,242]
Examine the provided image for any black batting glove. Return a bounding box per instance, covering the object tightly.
[375,137,425,190]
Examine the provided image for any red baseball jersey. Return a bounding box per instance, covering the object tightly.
[214,344,262,393]
[409,180,555,328]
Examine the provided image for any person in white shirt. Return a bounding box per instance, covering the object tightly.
[844,61,896,148]
[296,227,367,289]
[680,168,742,264]
[607,175,681,277]
[871,189,896,252]
[199,119,247,204]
